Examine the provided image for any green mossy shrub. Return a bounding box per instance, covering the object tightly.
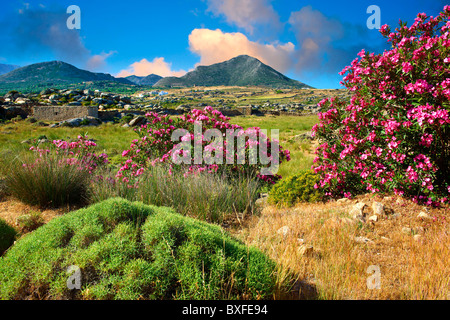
[0,198,277,300]
[268,170,323,206]
[0,218,17,255]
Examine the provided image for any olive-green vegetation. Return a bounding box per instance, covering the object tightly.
[268,170,324,206]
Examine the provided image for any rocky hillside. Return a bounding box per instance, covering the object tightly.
[0,61,133,93]
[124,74,163,86]
[154,55,312,89]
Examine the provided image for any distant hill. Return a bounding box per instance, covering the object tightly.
[124,74,163,86]
[0,64,20,76]
[0,61,133,93]
[154,55,312,89]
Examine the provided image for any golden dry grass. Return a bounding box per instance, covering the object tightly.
[234,193,450,300]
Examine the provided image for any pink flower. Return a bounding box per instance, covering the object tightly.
[402,62,413,73]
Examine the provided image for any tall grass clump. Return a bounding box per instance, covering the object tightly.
[3,152,91,208]
[90,165,260,223]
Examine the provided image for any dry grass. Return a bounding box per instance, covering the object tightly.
[0,196,71,234]
[233,193,450,300]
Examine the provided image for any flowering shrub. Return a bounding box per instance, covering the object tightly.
[29,135,108,173]
[117,107,290,186]
[4,135,108,208]
[312,7,450,205]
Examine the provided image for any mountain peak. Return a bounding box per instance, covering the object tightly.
[0,60,133,87]
[154,55,312,89]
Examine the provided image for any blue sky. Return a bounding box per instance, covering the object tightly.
[0,0,447,88]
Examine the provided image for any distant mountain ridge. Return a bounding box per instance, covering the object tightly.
[154,55,312,89]
[0,61,132,85]
[0,56,312,93]
[0,64,20,76]
[124,74,163,86]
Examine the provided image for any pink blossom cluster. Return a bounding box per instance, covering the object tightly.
[116,106,290,187]
[312,7,450,206]
[29,135,108,173]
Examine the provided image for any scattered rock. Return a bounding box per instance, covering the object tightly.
[349,202,366,221]
[354,236,373,244]
[277,226,290,237]
[129,116,146,127]
[402,227,412,234]
[255,197,268,208]
[372,202,385,215]
[368,215,378,222]
[294,132,314,141]
[298,244,314,257]
[417,211,431,220]
[413,234,422,241]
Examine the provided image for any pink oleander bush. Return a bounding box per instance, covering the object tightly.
[117,106,290,187]
[312,7,450,206]
[29,135,109,173]
[4,135,108,208]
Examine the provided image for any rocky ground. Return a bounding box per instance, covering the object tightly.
[231,193,450,299]
[0,87,351,127]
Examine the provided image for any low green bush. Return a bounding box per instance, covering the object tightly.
[0,218,17,255]
[268,170,323,206]
[0,198,278,300]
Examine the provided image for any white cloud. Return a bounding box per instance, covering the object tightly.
[188,28,295,73]
[86,51,116,72]
[205,0,281,35]
[116,57,186,78]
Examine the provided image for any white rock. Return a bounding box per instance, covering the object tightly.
[298,244,314,256]
[277,226,290,237]
[349,202,366,220]
[417,211,431,219]
[354,236,373,244]
[354,202,366,210]
[368,215,378,222]
[372,202,385,215]
[402,227,412,234]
